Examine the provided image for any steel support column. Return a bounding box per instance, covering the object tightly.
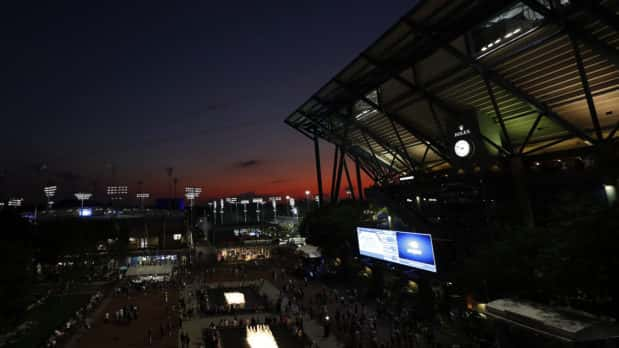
[330,145,339,202]
[313,132,324,206]
[333,148,346,203]
[343,159,356,200]
[355,157,364,200]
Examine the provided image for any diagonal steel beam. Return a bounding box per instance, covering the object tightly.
[312,96,414,174]
[387,115,419,171]
[360,132,388,178]
[607,121,619,141]
[483,78,514,154]
[438,42,597,145]
[332,78,450,162]
[401,17,597,145]
[520,113,544,154]
[361,53,510,155]
[521,0,619,70]
[523,135,574,156]
[569,33,603,141]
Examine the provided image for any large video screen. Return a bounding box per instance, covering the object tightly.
[356,227,437,272]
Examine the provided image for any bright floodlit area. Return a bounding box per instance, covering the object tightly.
[223,292,246,307]
[246,325,279,348]
[2,1,619,348]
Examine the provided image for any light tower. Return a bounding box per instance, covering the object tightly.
[136,193,150,209]
[184,187,202,225]
[106,186,128,201]
[305,190,311,211]
[269,196,281,221]
[43,185,57,208]
[74,192,92,209]
[252,198,263,222]
[226,197,239,221]
[184,187,202,208]
[289,197,297,219]
[8,198,24,207]
[241,199,249,223]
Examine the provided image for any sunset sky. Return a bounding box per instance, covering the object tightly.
[0,0,414,202]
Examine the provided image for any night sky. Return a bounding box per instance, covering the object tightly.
[1,1,414,202]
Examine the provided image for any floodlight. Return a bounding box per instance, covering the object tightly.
[107,186,128,200]
[74,192,92,201]
[8,198,24,207]
[400,175,414,181]
[74,192,92,209]
[246,325,278,348]
[44,186,57,198]
[252,198,263,203]
[184,187,202,197]
[136,193,150,199]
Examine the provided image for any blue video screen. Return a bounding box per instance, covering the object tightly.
[356,227,437,272]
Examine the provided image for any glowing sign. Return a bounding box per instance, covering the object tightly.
[357,227,436,272]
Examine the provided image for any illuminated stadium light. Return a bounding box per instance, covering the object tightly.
[74,192,92,209]
[44,185,58,208]
[400,175,415,181]
[107,186,128,200]
[184,186,202,197]
[8,198,24,207]
[136,193,149,209]
[44,185,57,198]
[75,192,92,201]
[225,197,238,204]
[246,325,278,348]
[224,292,246,306]
[252,198,264,203]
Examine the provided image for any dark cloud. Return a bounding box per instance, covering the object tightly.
[234,160,262,169]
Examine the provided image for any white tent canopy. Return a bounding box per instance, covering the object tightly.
[297,244,321,258]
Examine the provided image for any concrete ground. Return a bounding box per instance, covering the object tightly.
[66,286,180,348]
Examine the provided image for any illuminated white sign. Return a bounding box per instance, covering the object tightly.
[454,124,471,138]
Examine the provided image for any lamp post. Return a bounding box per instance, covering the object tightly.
[184,187,202,225]
[241,200,249,223]
[269,196,281,221]
[304,190,311,213]
[74,193,92,215]
[136,193,150,209]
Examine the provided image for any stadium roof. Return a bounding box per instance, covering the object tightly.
[285,0,619,183]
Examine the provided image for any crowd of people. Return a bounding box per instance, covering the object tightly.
[44,291,104,347]
[201,315,308,348]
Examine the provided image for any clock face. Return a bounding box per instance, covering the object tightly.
[454,139,471,158]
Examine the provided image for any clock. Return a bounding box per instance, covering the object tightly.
[454,139,472,158]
